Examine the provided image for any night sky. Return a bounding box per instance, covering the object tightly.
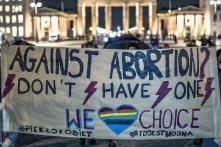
[40,0,199,13]
[40,0,77,12]
[158,0,199,10]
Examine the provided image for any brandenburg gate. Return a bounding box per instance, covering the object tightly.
[77,0,158,36]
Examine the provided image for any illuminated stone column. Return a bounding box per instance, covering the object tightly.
[149,1,157,34]
[82,3,86,36]
[176,15,184,38]
[123,2,129,33]
[139,4,143,33]
[194,14,197,38]
[202,0,212,35]
[136,2,142,33]
[175,14,177,35]
[158,17,161,37]
[173,15,177,35]
[77,0,85,36]
[198,15,203,36]
[194,14,203,38]
[149,2,153,31]
[77,2,82,36]
[105,4,111,33]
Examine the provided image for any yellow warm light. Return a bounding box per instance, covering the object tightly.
[51,16,58,33]
[18,15,23,23]
[30,3,35,8]
[19,26,24,37]
[129,26,138,32]
[12,26,17,37]
[96,27,107,34]
[78,28,83,36]
[177,15,184,37]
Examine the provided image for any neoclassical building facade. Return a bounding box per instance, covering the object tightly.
[77,0,158,36]
[7,0,221,39]
[157,6,205,39]
[156,0,219,39]
[76,0,218,39]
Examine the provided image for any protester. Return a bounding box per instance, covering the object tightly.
[150,35,159,49]
[81,41,98,48]
[0,38,34,147]
[128,44,139,50]
[202,49,221,147]
[217,49,221,85]
[164,43,170,48]
[0,75,17,147]
[0,91,17,147]
[1,133,18,147]
[0,62,17,147]
[200,34,208,46]
[103,34,150,49]
[173,34,177,44]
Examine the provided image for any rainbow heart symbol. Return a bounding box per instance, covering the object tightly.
[98,105,138,135]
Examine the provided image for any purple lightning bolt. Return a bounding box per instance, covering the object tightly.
[83,81,98,105]
[201,77,215,106]
[151,81,172,109]
[2,74,16,98]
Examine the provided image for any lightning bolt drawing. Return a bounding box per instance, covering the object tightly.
[2,74,16,98]
[83,81,98,105]
[201,77,215,106]
[151,81,172,109]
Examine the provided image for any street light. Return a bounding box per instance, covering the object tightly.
[168,0,172,13]
[210,0,221,37]
[30,0,42,42]
[210,0,221,12]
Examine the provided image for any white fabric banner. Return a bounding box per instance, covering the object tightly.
[1,45,221,139]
